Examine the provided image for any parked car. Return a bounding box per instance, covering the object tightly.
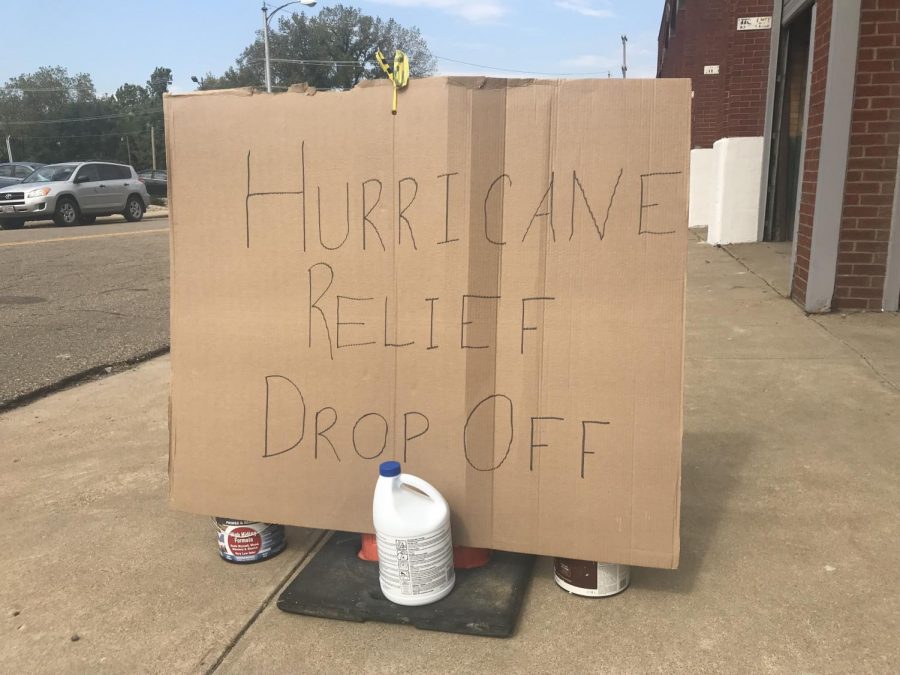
[0,161,150,230]
[137,169,167,197]
[0,162,44,188]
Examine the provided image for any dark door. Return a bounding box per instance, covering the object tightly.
[763,8,813,242]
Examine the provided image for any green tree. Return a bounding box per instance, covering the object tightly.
[114,82,151,110]
[199,4,436,91]
[0,67,111,163]
[0,66,170,169]
[147,67,173,99]
[133,67,172,169]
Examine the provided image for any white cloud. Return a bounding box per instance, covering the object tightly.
[555,0,613,18]
[369,0,508,23]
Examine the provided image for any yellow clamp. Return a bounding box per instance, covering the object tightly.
[375,49,409,115]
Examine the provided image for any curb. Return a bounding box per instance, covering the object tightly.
[0,345,170,415]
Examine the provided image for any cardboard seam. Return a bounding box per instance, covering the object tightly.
[488,82,509,547]
[534,81,559,552]
[391,110,399,463]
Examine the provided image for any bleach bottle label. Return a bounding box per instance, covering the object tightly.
[376,528,455,597]
[373,461,455,605]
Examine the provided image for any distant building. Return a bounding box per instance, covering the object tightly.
[658,0,900,313]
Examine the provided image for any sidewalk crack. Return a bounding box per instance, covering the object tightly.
[808,316,900,395]
[720,244,787,298]
[204,530,331,674]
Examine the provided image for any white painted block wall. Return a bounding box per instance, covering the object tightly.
[707,137,765,245]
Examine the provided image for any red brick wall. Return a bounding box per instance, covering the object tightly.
[792,0,833,307]
[658,0,774,148]
[658,0,726,147]
[833,0,900,311]
[726,0,775,138]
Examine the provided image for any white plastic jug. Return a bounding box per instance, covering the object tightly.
[373,461,455,606]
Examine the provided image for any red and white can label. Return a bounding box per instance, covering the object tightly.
[214,518,285,563]
[226,527,262,558]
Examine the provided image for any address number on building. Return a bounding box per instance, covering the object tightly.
[737,16,772,30]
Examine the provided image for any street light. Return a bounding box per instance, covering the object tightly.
[262,1,317,93]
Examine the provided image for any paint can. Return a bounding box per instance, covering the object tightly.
[214,518,286,563]
[553,558,630,597]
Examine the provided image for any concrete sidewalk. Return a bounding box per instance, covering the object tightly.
[2,233,898,673]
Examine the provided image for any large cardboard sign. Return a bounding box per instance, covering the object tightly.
[165,77,689,568]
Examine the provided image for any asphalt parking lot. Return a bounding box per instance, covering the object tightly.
[0,215,170,408]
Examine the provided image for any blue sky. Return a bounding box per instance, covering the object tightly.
[3,0,663,95]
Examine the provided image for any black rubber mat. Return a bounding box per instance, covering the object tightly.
[277,531,535,637]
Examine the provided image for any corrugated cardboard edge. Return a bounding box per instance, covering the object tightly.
[168,77,538,99]
[163,92,177,502]
[670,79,691,569]
[167,87,256,98]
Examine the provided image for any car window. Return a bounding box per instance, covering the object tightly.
[14,165,33,178]
[103,165,131,180]
[0,165,13,177]
[27,164,76,182]
[76,164,101,183]
[98,164,121,181]
[158,171,167,180]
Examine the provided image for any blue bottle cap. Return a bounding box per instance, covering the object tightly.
[379,461,401,477]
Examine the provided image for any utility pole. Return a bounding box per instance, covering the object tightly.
[5,135,12,163]
[621,35,628,79]
[262,3,273,93]
[149,125,157,171]
[122,136,132,166]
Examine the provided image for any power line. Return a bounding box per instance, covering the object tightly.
[434,55,610,77]
[1,108,162,126]
[12,130,147,140]
[268,58,360,65]
[257,55,602,76]
[1,86,95,93]
[247,58,364,68]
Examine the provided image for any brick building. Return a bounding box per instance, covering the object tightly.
[658,0,900,312]
[658,0,774,148]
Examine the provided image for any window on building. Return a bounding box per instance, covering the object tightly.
[669,1,678,37]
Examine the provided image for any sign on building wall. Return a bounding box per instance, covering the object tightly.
[704,65,720,75]
[737,16,773,30]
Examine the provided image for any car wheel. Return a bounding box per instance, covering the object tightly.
[1,218,25,230]
[81,215,97,225]
[53,197,80,227]
[124,195,144,222]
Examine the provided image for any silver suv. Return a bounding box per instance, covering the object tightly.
[0,161,151,230]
